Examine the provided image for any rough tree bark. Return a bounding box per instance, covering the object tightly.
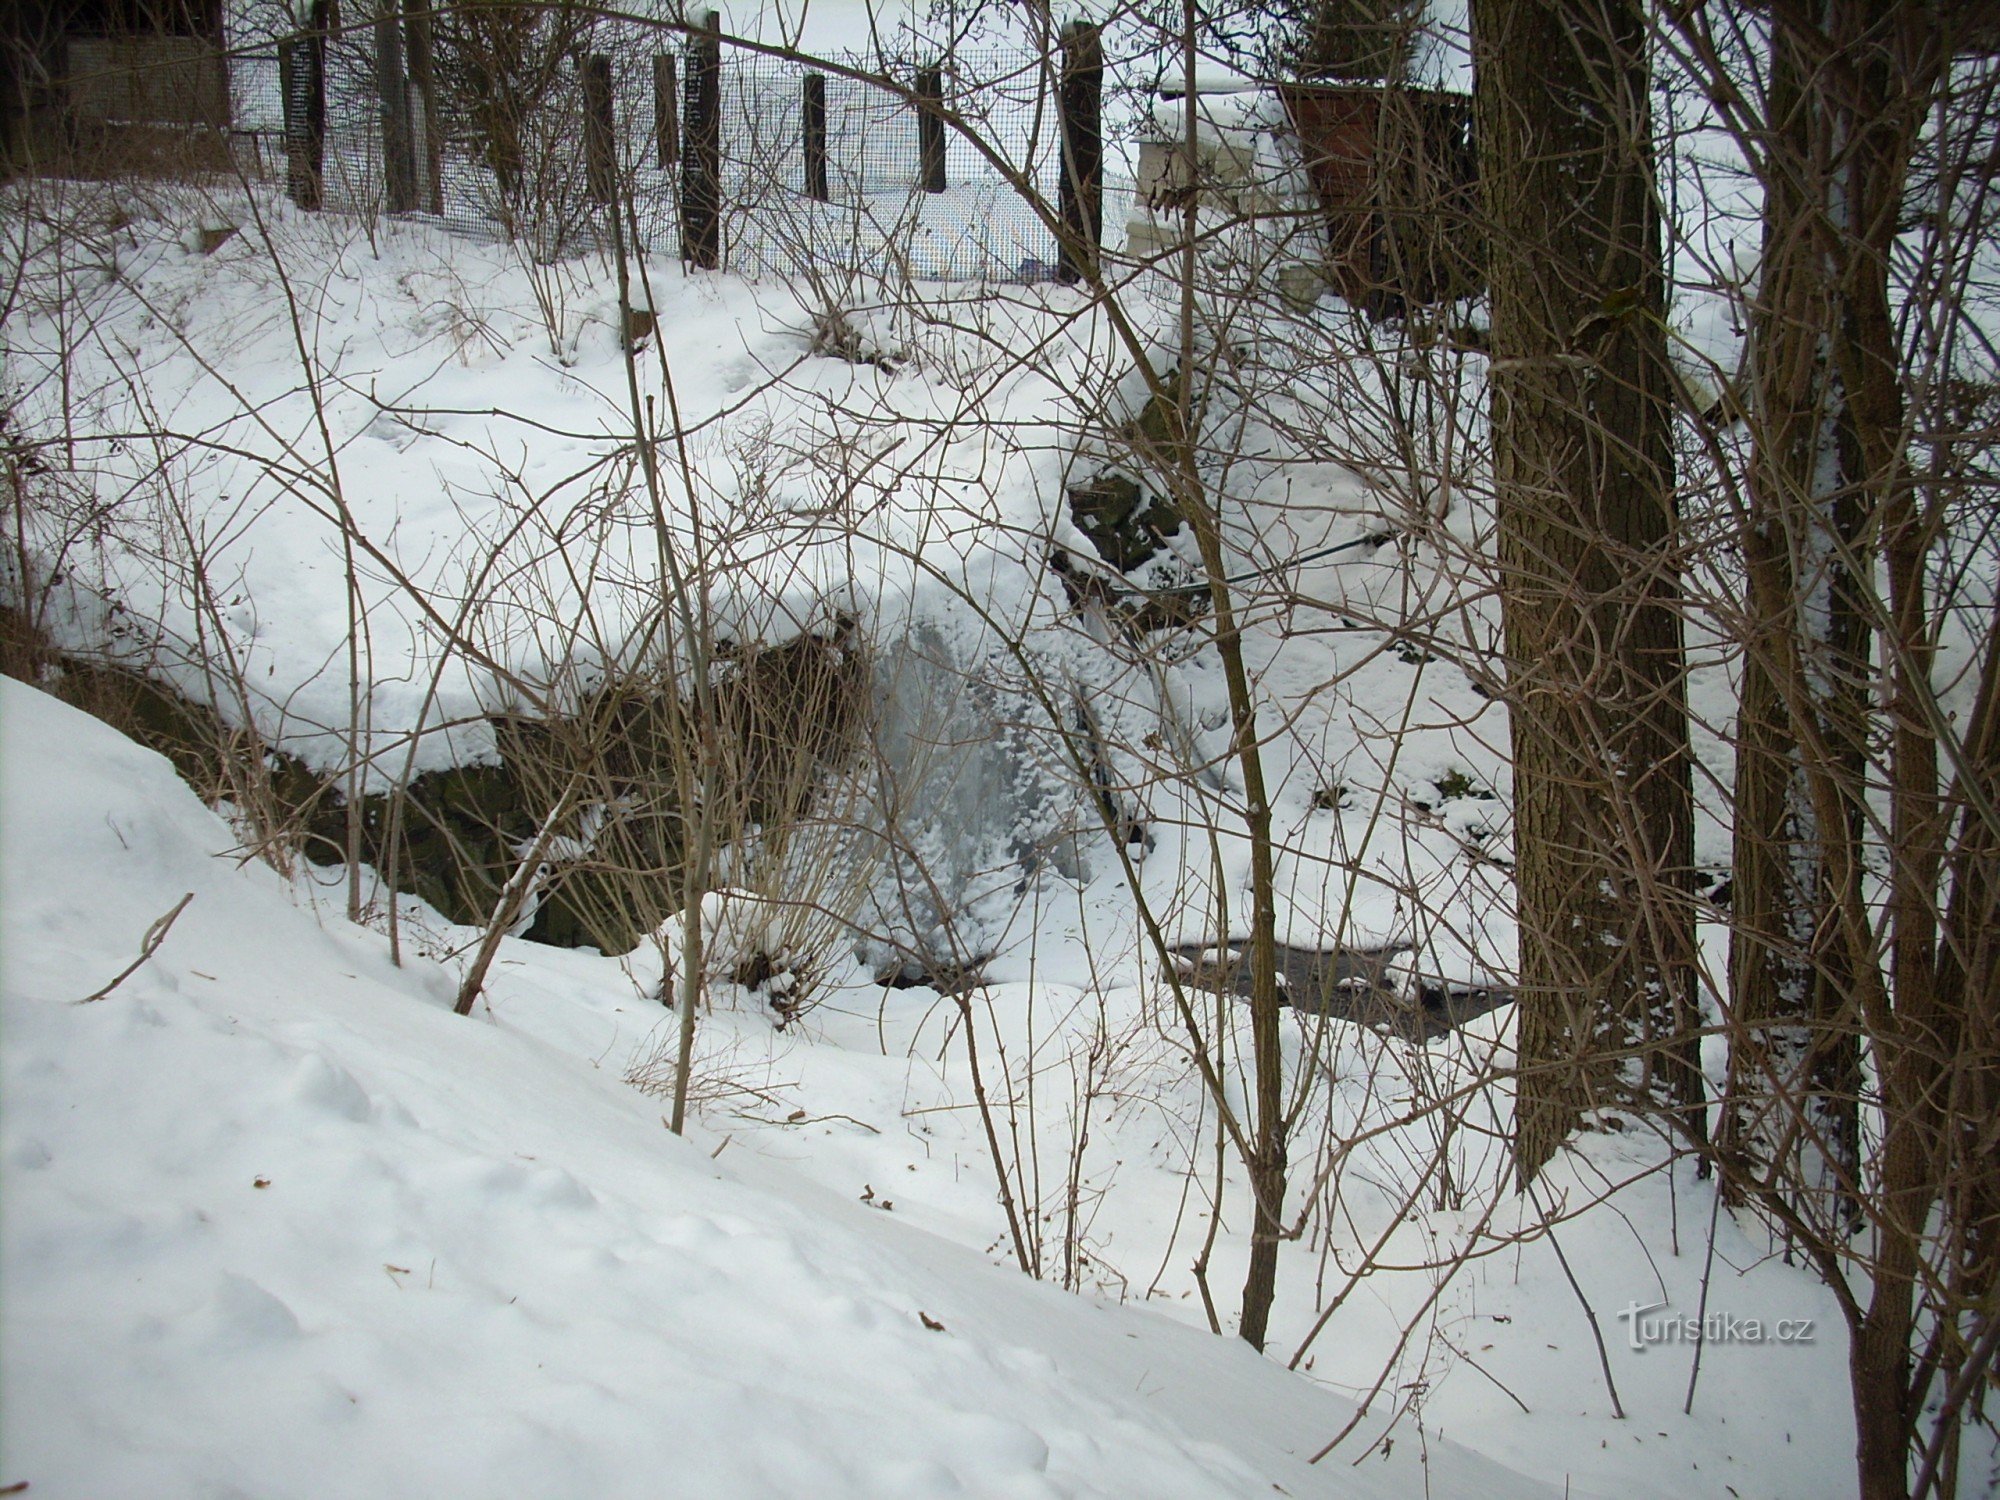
[1688,4,2000,1492]
[1720,0,1873,1231]
[1473,0,1702,1188]
[1795,13,1949,1497]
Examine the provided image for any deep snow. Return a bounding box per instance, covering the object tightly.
[0,176,1906,1499]
[1,675,1562,1498]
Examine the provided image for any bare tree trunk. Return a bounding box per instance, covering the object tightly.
[1720,5,1964,1494]
[1830,16,1950,1495]
[1473,0,1701,1188]
[1721,4,1870,1228]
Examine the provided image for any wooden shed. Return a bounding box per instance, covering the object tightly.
[1278,82,1481,316]
[3,0,231,172]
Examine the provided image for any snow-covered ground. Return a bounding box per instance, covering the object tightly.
[0,180,1533,974]
[1,676,1572,1498]
[1,182,1882,1497]
[1,650,1854,1499]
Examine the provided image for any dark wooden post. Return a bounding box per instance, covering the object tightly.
[280,26,325,210]
[681,10,722,269]
[374,0,417,212]
[583,53,615,205]
[403,0,443,214]
[654,54,678,169]
[916,64,946,193]
[1057,21,1102,284]
[802,71,829,201]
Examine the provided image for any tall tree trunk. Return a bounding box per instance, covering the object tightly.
[1832,14,1950,1494]
[1720,1,1871,1232]
[1723,5,1959,1495]
[1473,0,1701,1188]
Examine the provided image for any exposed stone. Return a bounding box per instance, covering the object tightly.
[0,608,867,958]
[1066,469,1188,572]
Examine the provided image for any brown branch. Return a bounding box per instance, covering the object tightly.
[75,892,194,1004]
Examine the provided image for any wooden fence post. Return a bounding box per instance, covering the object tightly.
[654,54,678,170]
[280,27,325,210]
[403,0,443,214]
[802,70,829,201]
[681,10,721,269]
[583,53,615,205]
[374,0,416,212]
[1057,21,1102,284]
[916,64,945,193]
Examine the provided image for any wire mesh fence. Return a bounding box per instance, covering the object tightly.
[240,18,1130,285]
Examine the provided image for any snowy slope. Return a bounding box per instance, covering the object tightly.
[3,184,1534,987]
[0,676,1562,1499]
[1,181,1898,1500]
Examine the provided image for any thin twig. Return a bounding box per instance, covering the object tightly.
[76,892,194,1003]
[1525,1173,1626,1420]
[1909,1288,2000,1500]
[1683,1177,1726,1415]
